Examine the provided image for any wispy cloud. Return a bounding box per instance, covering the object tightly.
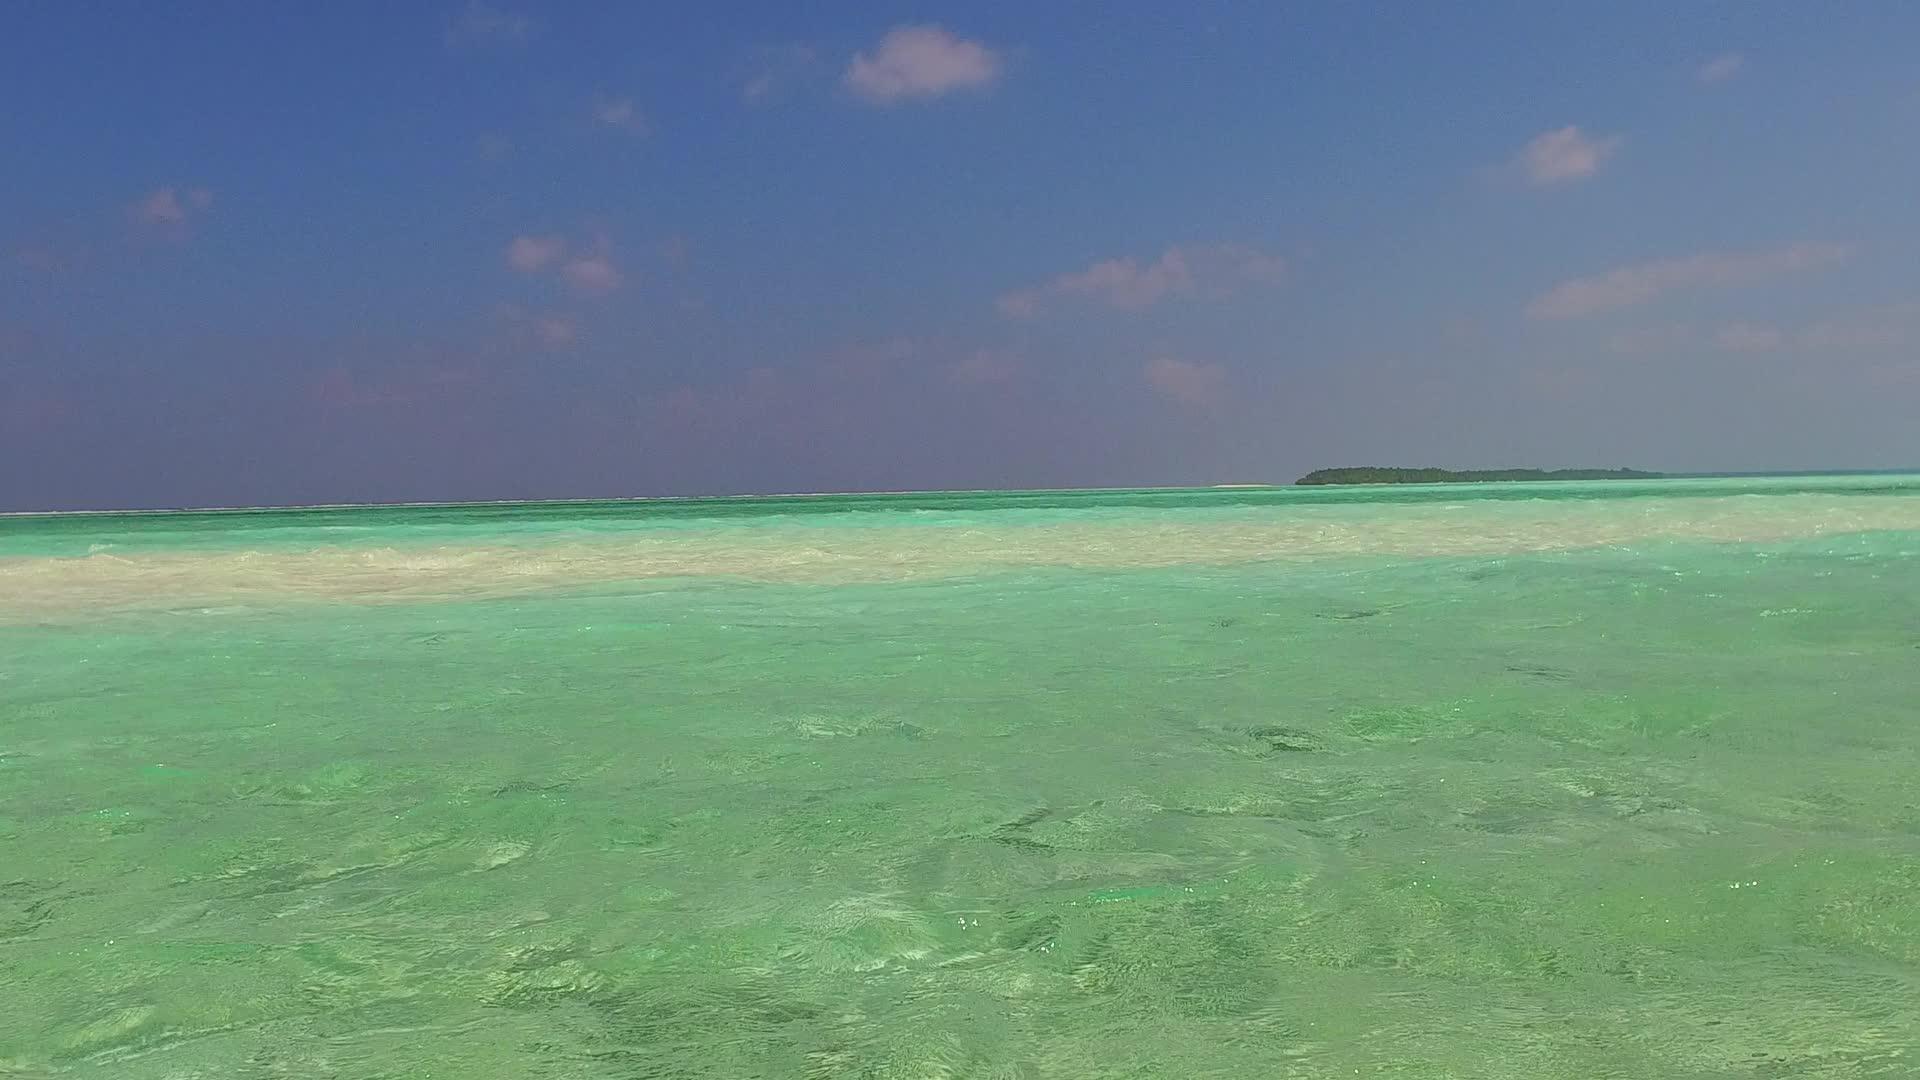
[1144,357,1227,408]
[562,254,620,295]
[1696,53,1746,85]
[561,237,622,296]
[499,305,578,348]
[505,232,622,296]
[1528,243,1852,319]
[446,2,531,48]
[534,314,578,346]
[1513,126,1623,186]
[998,244,1285,318]
[845,25,1002,105]
[741,43,820,105]
[949,348,1021,386]
[505,234,567,272]
[136,189,187,225]
[593,97,649,134]
[132,186,213,227]
[1609,302,1917,356]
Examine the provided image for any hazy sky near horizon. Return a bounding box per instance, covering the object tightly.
[3,3,1918,510]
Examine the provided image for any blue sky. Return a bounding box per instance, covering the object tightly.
[3,3,1918,509]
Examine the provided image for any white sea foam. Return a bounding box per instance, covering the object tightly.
[4,491,1919,619]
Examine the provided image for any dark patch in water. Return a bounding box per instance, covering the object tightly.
[1460,810,1533,835]
[1002,806,1054,830]
[1210,616,1240,629]
[1507,664,1573,682]
[493,778,572,797]
[503,942,583,972]
[995,911,1062,952]
[989,806,1057,852]
[1245,725,1323,753]
[1316,609,1381,621]
[490,970,828,1071]
[0,896,59,942]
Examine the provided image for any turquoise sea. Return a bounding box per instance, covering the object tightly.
[3,476,1919,1077]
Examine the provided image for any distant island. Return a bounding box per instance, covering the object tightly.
[1296,467,1663,486]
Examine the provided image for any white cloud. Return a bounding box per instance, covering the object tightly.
[535,314,578,346]
[845,25,1001,105]
[1144,358,1226,408]
[562,246,622,296]
[1528,243,1852,319]
[593,97,649,134]
[505,234,567,272]
[1005,250,1191,315]
[1514,126,1623,186]
[132,186,213,229]
[446,2,531,48]
[999,244,1285,318]
[505,232,623,296]
[138,190,186,224]
[1697,53,1746,84]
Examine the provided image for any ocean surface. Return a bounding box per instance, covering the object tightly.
[3,476,1919,1078]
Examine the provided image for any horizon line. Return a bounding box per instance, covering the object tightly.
[7,468,1920,519]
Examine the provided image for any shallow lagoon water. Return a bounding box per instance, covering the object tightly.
[3,477,1919,1077]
